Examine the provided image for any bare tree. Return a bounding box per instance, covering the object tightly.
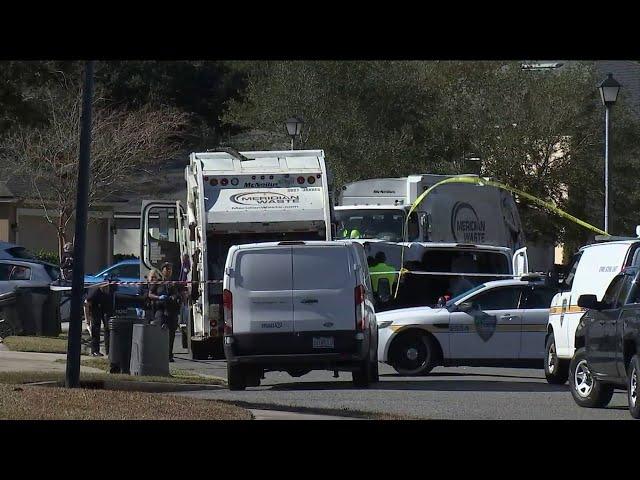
[1,81,189,260]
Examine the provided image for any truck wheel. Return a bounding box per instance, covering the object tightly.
[389,331,438,376]
[371,360,380,383]
[569,348,614,408]
[544,333,569,384]
[352,358,371,388]
[180,327,188,349]
[627,355,640,419]
[190,340,209,360]
[227,364,246,391]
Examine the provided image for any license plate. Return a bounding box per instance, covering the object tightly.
[312,336,334,349]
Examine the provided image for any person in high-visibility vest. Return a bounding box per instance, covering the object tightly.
[369,252,397,295]
[339,227,362,239]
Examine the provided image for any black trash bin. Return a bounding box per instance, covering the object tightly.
[108,316,145,374]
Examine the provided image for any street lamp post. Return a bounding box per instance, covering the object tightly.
[598,73,621,233]
[285,116,304,150]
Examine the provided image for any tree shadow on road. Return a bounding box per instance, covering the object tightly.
[379,371,545,381]
[266,378,568,393]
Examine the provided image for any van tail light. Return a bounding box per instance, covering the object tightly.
[297,176,305,185]
[355,284,365,331]
[223,289,233,334]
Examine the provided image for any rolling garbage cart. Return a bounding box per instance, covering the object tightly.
[108,315,145,374]
[130,323,170,377]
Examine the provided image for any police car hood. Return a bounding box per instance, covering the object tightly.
[376,306,449,325]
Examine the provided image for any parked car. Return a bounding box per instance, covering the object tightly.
[377,275,557,375]
[0,258,63,335]
[84,259,140,295]
[222,240,378,390]
[571,267,640,418]
[0,259,60,295]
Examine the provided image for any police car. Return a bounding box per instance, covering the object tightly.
[377,275,556,375]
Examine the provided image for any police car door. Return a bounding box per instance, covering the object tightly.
[520,285,556,359]
[449,286,524,359]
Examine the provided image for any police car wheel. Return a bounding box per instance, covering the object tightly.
[544,334,569,385]
[627,355,640,419]
[389,331,437,376]
[569,348,614,408]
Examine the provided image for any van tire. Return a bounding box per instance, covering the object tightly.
[371,361,379,383]
[544,333,569,384]
[569,348,614,408]
[627,355,640,419]
[389,331,438,376]
[227,364,246,391]
[352,359,371,388]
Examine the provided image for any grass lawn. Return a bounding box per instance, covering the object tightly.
[1,334,80,354]
[0,383,251,420]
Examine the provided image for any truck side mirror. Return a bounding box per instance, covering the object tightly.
[577,294,601,310]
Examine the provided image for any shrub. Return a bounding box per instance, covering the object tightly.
[34,249,59,265]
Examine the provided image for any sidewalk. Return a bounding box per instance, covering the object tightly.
[0,349,104,374]
[249,409,357,420]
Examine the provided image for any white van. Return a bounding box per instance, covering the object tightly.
[222,240,378,390]
[545,238,640,384]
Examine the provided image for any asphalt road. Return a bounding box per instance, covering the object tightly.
[170,332,634,420]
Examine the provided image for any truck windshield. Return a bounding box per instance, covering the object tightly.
[335,209,418,242]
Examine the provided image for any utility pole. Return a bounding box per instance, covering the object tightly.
[65,61,95,388]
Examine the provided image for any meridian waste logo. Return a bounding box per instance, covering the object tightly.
[230,192,300,206]
[451,202,486,243]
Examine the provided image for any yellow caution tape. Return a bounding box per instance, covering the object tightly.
[393,176,610,298]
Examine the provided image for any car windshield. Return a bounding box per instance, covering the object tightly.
[445,284,486,308]
[335,209,411,242]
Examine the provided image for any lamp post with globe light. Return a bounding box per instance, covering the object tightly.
[598,73,621,233]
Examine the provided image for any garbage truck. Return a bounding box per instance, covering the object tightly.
[139,149,333,359]
[335,174,526,252]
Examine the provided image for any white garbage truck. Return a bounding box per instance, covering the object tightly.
[335,174,526,253]
[140,149,332,359]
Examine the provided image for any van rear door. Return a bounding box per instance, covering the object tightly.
[231,247,294,335]
[292,245,356,334]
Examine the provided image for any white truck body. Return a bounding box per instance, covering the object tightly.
[548,239,640,359]
[140,150,332,357]
[335,174,526,253]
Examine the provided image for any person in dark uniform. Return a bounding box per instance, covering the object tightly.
[160,262,180,362]
[85,283,114,357]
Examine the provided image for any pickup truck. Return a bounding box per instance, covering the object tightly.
[571,266,640,418]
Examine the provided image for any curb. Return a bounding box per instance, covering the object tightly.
[24,379,225,393]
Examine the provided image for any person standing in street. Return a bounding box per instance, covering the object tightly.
[84,283,114,356]
[159,262,180,362]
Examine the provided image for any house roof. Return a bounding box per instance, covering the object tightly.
[0,182,15,200]
[0,155,188,212]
